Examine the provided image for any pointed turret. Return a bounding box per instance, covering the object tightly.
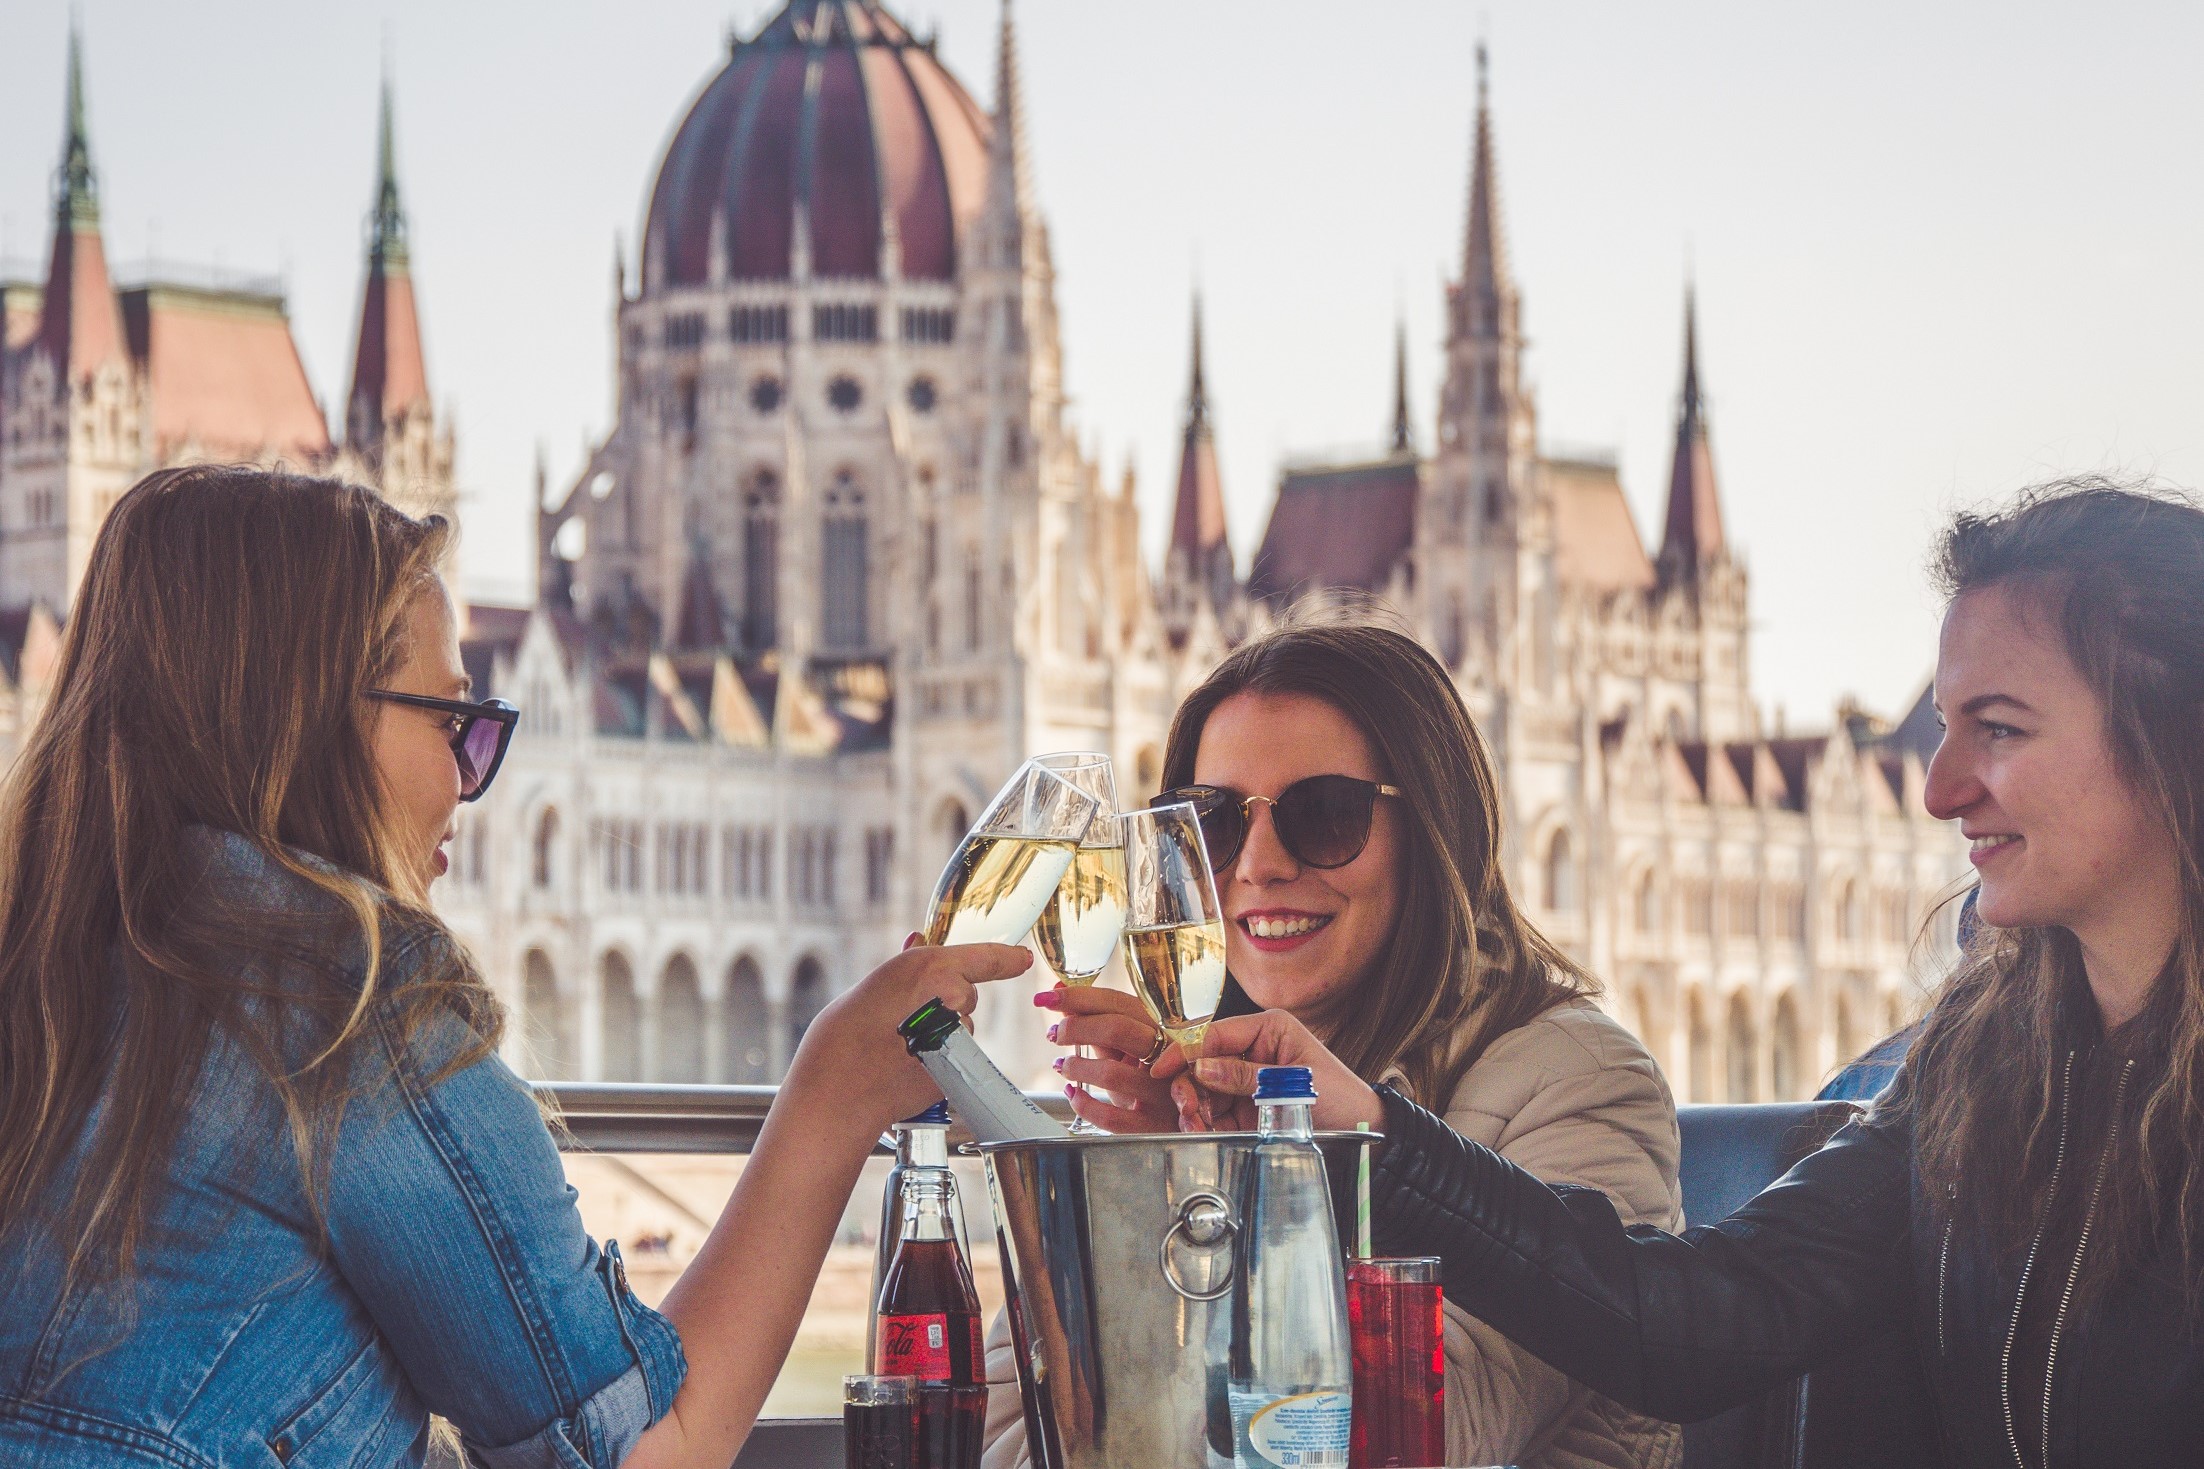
[990,0,1035,234]
[1390,317,1414,455]
[1659,286,1727,579]
[1456,45,1517,342]
[37,24,126,382]
[345,77,431,458]
[1170,294,1228,574]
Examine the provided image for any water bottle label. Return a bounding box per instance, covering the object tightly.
[1228,1388,1351,1468]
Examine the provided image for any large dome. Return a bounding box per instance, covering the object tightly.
[643,0,993,288]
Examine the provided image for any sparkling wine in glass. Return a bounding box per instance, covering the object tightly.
[1119,801,1229,1056]
[923,762,1099,947]
[1030,754,1127,985]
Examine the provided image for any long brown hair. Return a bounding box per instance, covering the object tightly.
[1161,613,1594,1107]
[1894,479,2204,1304]
[0,465,499,1295]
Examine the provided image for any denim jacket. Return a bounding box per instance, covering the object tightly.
[0,829,687,1468]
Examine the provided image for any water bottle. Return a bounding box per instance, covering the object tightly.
[867,1103,972,1369]
[1229,1066,1352,1469]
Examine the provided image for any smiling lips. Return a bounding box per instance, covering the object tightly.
[1969,833,2021,864]
[1238,911,1332,950]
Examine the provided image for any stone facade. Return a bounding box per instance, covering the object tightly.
[0,11,1966,1102]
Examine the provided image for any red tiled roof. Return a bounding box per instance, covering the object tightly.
[349,267,428,429]
[643,0,989,286]
[1248,458,1418,605]
[120,285,330,462]
[1547,457,1654,593]
[38,222,127,382]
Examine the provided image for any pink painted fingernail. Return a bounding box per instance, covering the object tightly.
[1052,1056,1066,1073]
[1046,1023,1060,1044]
[1033,989,1062,1010]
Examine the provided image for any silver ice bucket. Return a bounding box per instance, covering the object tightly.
[978,1130,1378,1469]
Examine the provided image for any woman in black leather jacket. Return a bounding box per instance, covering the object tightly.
[1183,482,2204,1469]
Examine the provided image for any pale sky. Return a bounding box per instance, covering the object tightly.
[5,1,2199,726]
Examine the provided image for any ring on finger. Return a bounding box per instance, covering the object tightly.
[1138,1029,1170,1068]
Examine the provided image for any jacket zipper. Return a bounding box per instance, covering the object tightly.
[2037,1059,2133,1469]
[1937,1210,1955,1358]
[2002,1049,2076,1469]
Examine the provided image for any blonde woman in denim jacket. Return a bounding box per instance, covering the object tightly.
[0,466,1031,1469]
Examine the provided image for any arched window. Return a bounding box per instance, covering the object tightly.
[658,956,705,1083]
[821,469,868,649]
[1542,829,1576,912]
[521,950,571,1080]
[600,953,640,1083]
[1836,878,1863,944]
[725,956,770,1083]
[939,800,970,860]
[1771,992,1802,1100]
[741,470,780,650]
[787,956,828,1062]
[532,808,560,890]
[1834,987,1858,1066]
[963,554,982,652]
[1686,989,1713,1104]
[1632,869,1660,934]
[1726,993,1758,1103]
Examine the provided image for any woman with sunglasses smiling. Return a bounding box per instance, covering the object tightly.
[1012,617,1685,1469]
[0,466,1035,1469]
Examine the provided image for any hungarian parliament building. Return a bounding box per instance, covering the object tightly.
[0,4,1965,1102]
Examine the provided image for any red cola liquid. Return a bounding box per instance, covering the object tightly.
[874,1238,984,1386]
[844,1399,919,1469]
[1347,1264,1445,1468]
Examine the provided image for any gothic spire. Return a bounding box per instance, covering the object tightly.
[1171,292,1228,566]
[1390,316,1414,455]
[976,0,1033,270]
[57,22,97,227]
[1457,43,1516,340]
[368,75,409,272]
[347,76,430,455]
[38,21,125,379]
[1659,284,1728,578]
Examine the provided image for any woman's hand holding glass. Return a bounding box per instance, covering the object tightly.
[1150,1008,1386,1134]
[1038,981,1181,1131]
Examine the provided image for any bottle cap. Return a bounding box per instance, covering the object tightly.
[898,1101,952,1127]
[1253,1065,1317,1101]
[899,998,960,1054]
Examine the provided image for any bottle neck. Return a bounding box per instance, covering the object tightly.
[896,1124,950,1170]
[1256,1099,1315,1142]
[899,1170,958,1243]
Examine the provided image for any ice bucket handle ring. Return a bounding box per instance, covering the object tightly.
[1159,1190,1238,1301]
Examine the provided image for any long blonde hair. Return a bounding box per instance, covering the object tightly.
[1161,615,1594,1107]
[0,465,500,1293]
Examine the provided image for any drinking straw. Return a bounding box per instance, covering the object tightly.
[1354,1121,1373,1258]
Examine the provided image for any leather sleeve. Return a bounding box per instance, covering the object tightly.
[1369,1085,1915,1423]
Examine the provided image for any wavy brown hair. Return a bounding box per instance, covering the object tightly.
[1892,479,2204,1307]
[0,465,500,1302]
[1161,613,1594,1107]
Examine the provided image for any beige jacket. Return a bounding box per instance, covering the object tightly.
[980,997,1685,1469]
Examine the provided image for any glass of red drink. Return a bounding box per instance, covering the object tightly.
[1347,1256,1445,1468]
[845,1375,921,1469]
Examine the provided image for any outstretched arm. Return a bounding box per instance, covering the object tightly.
[1368,1086,1915,1424]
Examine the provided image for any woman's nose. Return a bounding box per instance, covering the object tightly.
[1922,737,1981,822]
[1233,801,1301,885]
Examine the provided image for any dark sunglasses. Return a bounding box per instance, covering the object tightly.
[1160,775,1403,871]
[366,692,519,802]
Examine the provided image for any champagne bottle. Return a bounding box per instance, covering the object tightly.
[900,998,1068,1143]
[1229,1066,1353,1469]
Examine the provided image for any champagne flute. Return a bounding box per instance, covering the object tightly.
[924,762,1100,947]
[1030,754,1127,984]
[1030,753,1127,1132]
[1119,802,1229,1060]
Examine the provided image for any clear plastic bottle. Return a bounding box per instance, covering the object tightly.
[1229,1065,1353,1469]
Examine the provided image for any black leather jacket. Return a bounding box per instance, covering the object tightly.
[1368,1075,2201,1469]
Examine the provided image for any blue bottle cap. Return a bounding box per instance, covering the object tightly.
[1253,1065,1317,1102]
[898,1101,952,1127]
